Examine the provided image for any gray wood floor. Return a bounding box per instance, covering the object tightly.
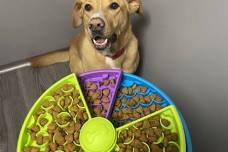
[0,63,71,152]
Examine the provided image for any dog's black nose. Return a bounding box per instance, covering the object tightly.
[89,17,105,32]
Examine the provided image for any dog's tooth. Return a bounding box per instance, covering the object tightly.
[102,39,108,45]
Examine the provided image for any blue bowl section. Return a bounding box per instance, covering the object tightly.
[112,72,172,126]
[119,73,192,152]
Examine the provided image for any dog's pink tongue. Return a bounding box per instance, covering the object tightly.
[96,38,105,44]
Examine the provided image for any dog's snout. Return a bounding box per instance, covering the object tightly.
[89,18,105,32]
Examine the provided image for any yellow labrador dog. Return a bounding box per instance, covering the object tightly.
[31,0,143,74]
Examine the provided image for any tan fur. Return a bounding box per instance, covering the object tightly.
[31,0,143,74]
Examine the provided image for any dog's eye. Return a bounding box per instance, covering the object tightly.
[110,2,119,10]
[84,4,92,11]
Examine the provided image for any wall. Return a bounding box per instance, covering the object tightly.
[1,0,228,151]
[0,0,76,65]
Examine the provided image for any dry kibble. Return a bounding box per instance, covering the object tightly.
[94,99,101,105]
[91,91,101,100]
[85,81,92,88]
[150,119,160,127]
[121,98,128,104]
[134,121,143,128]
[135,86,141,92]
[144,96,151,103]
[156,104,163,110]
[48,122,57,131]
[64,122,75,134]
[128,99,136,106]
[151,144,163,152]
[121,87,129,94]
[110,79,116,85]
[135,107,143,113]
[101,79,110,86]
[36,135,43,145]
[52,105,61,113]
[122,114,129,120]
[167,133,178,142]
[70,105,79,112]
[36,108,45,116]
[112,111,118,118]
[30,132,37,140]
[56,115,71,125]
[64,143,76,151]
[93,106,102,116]
[78,100,84,107]
[133,112,141,119]
[44,145,50,152]
[155,95,162,102]
[139,96,144,101]
[122,108,131,114]
[142,120,150,128]
[149,104,156,111]
[102,88,110,96]
[161,119,171,127]
[75,123,82,131]
[83,112,88,120]
[24,146,40,152]
[90,83,97,90]
[132,96,140,102]
[39,118,48,126]
[102,96,109,103]
[49,142,57,151]
[65,134,73,143]
[143,107,151,115]
[132,84,137,90]
[62,84,74,91]
[103,102,109,111]
[54,132,65,145]
[73,97,80,105]
[74,132,79,142]
[128,87,133,95]
[30,125,40,133]
[140,86,147,93]
[166,144,179,152]
[43,136,51,143]
[115,99,121,106]
[43,100,53,108]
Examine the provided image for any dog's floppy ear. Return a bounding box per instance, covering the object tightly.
[72,0,83,28]
[127,0,143,15]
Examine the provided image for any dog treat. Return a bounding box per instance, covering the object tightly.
[23,83,87,152]
[117,115,179,152]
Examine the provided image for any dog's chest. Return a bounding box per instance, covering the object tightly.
[105,57,116,69]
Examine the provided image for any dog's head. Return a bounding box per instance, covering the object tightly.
[72,0,143,52]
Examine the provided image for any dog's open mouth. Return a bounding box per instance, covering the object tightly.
[92,36,109,50]
[92,34,117,50]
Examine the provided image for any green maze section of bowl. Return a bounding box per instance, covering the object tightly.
[17,74,92,152]
[115,105,186,152]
